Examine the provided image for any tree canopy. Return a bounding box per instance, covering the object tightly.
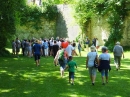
[0,0,130,56]
[0,0,26,55]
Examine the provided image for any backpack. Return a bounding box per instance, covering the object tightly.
[58,50,65,61]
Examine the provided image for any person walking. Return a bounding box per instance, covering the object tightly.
[65,40,74,57]
[21,39,25,56]
[24,40,29,56]
[52,40,59,58]
[92,38,96,47]
[113,42,124,70]
[86,46,98,85]
[15,38,21,58]
[49,37,54,56]
[64,56,77,85]
[72,42,78,56]
[86,38,90,52]
[12,40,16,56]
[96,38,99,51]
[54,46,68,77]
[32,40,42,66]
[28,40,32,58]
[78,40,82,56]
[43,40,49,57]
[98,47,111,85]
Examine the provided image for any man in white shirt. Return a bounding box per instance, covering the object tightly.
[65,41,74,57]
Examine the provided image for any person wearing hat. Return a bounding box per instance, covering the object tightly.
[86,46,98,85]
[113,41,124,70]
[32,39,42,66]
[98,46,111,85]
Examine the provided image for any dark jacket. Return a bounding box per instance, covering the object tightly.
[98,60,111,72]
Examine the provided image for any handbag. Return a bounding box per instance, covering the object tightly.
[94,56,98,68]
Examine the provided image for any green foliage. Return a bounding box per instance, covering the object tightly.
[0,48,11,57]
[20,5,58,29]
[74,0,130,51]
[0,0,26,54]
[123,46,130,51]
[18,2,59,39]
[45,0,78,4]
[104,0,128,51]
[74,1,94,25]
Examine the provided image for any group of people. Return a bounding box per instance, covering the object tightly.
[86,41,124,85]
[29,38,77,85]
[86,46,110,85]
[12,37,124,86]
[85,37,99,51]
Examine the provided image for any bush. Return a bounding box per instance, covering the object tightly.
[123,46,130,51]
[0,49,11,57]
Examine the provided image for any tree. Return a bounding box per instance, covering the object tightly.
[0,0,26,56]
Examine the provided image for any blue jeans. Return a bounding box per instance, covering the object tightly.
[101,69,108,77]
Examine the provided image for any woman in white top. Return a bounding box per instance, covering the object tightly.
[86,46,98,85]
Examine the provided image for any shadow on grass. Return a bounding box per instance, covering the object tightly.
[0,56,130,97]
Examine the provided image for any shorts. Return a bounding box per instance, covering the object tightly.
[34,54,40,61]
[88,67,97,76]
[69,72,74,79]
[59,60,66,70]
[101,69,109,77]
[60,66,64,71]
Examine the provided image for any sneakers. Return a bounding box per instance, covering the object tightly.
[102,83,105,85]
[92,83,94,86]
[71,83,74,85]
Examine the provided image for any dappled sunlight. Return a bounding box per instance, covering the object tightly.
[77,81,85,85]
[118,68,130,70]
[12,58,19,60]
[5,48,12,53]
[0,89,13,93]
[0,70,7,73]
[3,59,8,62]
[0,54,130,97]
[23,90,32,94]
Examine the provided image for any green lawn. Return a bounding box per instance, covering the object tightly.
[0,50,130,97]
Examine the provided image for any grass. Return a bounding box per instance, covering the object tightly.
[0,49,130,97]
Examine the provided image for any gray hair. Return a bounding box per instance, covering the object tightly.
[90,46,96,52]
[116,42,120,45]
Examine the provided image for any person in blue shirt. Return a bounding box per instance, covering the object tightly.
[43,40,49,57]
[33,40,42,66]
[98,47,111,85]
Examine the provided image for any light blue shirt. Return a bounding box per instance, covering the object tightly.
[99,53,110,60]
[87,52,97,67]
